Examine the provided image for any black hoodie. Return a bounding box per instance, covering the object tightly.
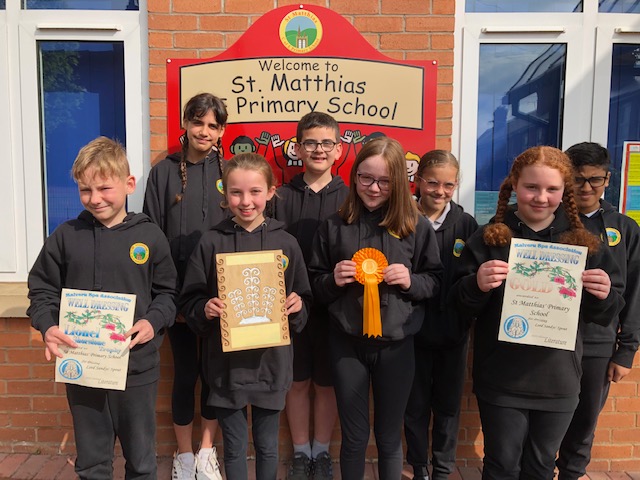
[416,201,478,347]
[579,200,640,367]
[309,208,443,341]
[273,173,349,264]
[179,217,312,411]
[449,206,625,411]
[28,211,178,387]
[143,151,227,284]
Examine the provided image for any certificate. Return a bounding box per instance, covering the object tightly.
[56,288,136,391]
[216,250,288,352]
[499,239,587,351]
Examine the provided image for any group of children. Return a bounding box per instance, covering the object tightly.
[26,91,639,480]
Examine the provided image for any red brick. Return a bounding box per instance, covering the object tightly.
[7,380,55,395]
[148,14,198,31]
[381,0,430,14]
[224,0,272,14]
[148,32,174,49]
[172,0,222,14]
[200,15,251,31]
[616,397,640,412]
[174,32,224,49]
[597,412,636,427]
[432,34,455,50]
[591,444,633,458]
[11,413,60,428]
[0,428,36,443]
[406,17,455,33]
[354,16,404,33]
[330,0,379,14]
[11,454,51,478]
[433,0,455,15]
[380,33,430,51]
[32,395,68,412]
[6,348,49,364]
[0,453,29,477]
[150,49,199,66]
[0,333,31,347]
[32,455,72,479]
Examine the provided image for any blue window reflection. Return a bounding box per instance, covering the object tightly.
[0,1,5,9]
[466,0,582,12]
[599,0,640,13]
[25,0,138,10]
[475,44,566,224]
[607,45,640,209]
[40,41,126,234]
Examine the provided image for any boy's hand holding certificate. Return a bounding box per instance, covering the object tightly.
[499,239,588,351]
[55,288,136,390]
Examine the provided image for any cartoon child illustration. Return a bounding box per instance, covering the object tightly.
[230,135,257,155]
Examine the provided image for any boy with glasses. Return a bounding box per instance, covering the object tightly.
[557,142,640,480]
[273,112,349,480]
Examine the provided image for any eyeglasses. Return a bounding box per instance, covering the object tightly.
[418,177,458,193]
[299,140,339,153]
[575,176,608,188]
[356,173,390,191]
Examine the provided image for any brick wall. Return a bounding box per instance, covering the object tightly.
[2,0,639,473]
[2,316,640,469]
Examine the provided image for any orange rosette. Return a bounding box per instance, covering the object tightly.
[352,248,388,338]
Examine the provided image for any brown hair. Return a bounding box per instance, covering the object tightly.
[340,137,419,238]
[416,149,460,180]
[71,136,129,182]
[176,93,228,203]
[483,145,600,254]
[221,153,276,209]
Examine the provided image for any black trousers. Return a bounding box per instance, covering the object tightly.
[404,338,468,479]
[330,329,415,480]
[66,382,158,480]
[478,399,574,480]
[557,356,611,480]
[168,322,216,424]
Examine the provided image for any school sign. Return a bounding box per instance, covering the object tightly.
[167,5,437,185]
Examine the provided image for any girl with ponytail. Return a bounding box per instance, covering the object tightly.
[143,93,228,480]
[450,145,624,480]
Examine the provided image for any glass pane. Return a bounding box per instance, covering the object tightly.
[599,0,640,13]
[475,43,566,224]
[39,41,126,234]
[25,0,138,10]
[606,44,640,209]
[466,0,582,12]
[0,1,5,9]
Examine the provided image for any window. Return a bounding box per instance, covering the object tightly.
[465,0,582,13]
[24,0,138,10]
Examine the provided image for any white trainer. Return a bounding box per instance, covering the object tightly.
[196,447,223,480]
[172,451,197,480]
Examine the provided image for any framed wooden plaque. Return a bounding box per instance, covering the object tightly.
[216,249,289,352]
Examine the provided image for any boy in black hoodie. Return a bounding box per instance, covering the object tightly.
[273,112,348,480]
[27,136,178,479]
[557,142,640,480]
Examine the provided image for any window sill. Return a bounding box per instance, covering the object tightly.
[0,282,29,318]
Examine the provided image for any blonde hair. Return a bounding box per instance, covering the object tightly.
[71,136,130,182]
[340,136,419,238]
[221,153,276,208]
[417,149,460,180]
[484,146,600,254]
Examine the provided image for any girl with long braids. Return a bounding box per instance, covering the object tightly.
[449,146,624,480]
[143,93,227,480]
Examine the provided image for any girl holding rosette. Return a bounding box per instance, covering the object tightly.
[449,146,625,480]
[308,137,442,480]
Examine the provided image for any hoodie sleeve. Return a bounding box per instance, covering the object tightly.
[580,244,625,328]
[448,228,497,318]
[612,219,640,367]
[27,230,65,338]
[142,165,165,231]
[142,233,178,333]
[401,217,442,301]
[284,239,312,333]
[308,217,347,305]
[179,234,218,336]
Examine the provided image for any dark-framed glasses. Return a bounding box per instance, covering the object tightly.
[300,140,339,153]
[418,176,458,193]
[574,176,608,188]
[356,173,390,191]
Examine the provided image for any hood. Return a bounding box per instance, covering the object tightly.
[288,172,347,195]
[437,201,465,232]
[496,204,572,241]
[78,210,152,231]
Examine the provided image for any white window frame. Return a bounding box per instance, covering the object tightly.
[1,0,148,282]
[452,1,638,216]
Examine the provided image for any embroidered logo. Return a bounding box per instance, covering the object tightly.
[216,178,224,194]
[279,9,323,54]
[130,243,150,265]
[606,227,621,247]
[281,254,289,271]
[453,238,466,257]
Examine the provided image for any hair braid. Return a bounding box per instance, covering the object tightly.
[175,139,189,203]
[483,177,514,247]
[559,188,601,254]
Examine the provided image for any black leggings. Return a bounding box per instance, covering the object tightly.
[329,329,415,480]
[168,322,216,425]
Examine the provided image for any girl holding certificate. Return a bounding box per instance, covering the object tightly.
[308,136,442,480]
[449,146,624,480]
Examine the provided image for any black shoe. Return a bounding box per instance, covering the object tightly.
[287,452,312,480]
[313,452,333,480]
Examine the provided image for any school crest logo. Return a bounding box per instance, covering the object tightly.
[281,254,289,271]
[453,239,466,257]
[503,315,529,339]
[279,9,323,54]
[216,179,224,194]
[130,243,150,265]
[58,358,83,380]
[606,228,621,246]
